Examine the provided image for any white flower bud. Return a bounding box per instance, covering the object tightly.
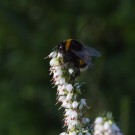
[53,65,59,70]
[66,103,72,108]
[94,124,101,131]
[50,58,58,66]
[79,99,87,110]
[61,101,71,108]
[82,117,90,124]
[62,83,68,90]
[67,124,74,130]
[69,68,74,74]
[66,93,73,101]
[69,131,76,135]
[59,78,66,85]
[58,90,65,95]
[104,132,109,135]
[71,110,78,119]
[66,84,73,92]
[53,69,63,78]
[58,96,66,102]
[93,129,100,135]
[80,99,87,106]
[55,76,62,82]
[79,105,83,110]
[104,121,111,130]
[95,117,103,124]
[57,85,62,91]
[49,51,57,58]
[65,109,72,116]
[57,53,63,58]
[71,119,80,126]
[107,129,113,134]
[55,80,60,85]
[72,101,79,109]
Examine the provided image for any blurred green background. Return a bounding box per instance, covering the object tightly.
[0,0,135,135]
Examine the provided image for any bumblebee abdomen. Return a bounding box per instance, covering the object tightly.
[79,60,89,71]
[79,60,87,68]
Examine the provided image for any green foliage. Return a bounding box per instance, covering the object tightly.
[0,0,135,134]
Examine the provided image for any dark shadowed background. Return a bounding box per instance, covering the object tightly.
[0,0,135,135]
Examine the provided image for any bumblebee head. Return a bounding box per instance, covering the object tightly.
[58,39,73,53]
[57,41,66,53]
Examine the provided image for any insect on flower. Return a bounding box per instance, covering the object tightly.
[56,39,101,73]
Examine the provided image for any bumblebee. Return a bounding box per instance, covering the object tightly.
[57,39,101,72]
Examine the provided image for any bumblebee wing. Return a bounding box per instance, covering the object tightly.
[71,45,101,68]
[71,49,93,68]
[83,45,101,57]
[71,45,101,60]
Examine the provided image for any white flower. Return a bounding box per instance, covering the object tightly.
[95,124,104,133]
[82,118,90,124]
[79,99,87,110]
[70,110,78,119]
[55,80,60,85]
[104,121,111,130]
[58,96,66,102]
[61,101,68,107]
[50,58,58,66]
[53,69,63,78]
[62,83,68,90]
[95,117,103,125]
[93,129,100,135]
[107,129,113,134]
[57,52,63,58]
[66,84,73,92]
[69,131,76,135]
[104,132,109,135]
[55,76,62,82]
[72,101,79,109]
[66,103,72,108]
[78,133,83,135]
[69,68,74,74]
[67,124,73,130]
[58,89,65,95]
[71,119,80,126]
[66,93,73,101]
[65,109,72,116]
[52,65,60,71]
[93,116,123,135]
[57,85,62,91]
[80,99,87,105]
[49,51,57,58]
[59,77,66,85]
[66,110,78,120]
[61,101,71,108]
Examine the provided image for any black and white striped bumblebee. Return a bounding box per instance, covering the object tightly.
[57,39,101,72]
